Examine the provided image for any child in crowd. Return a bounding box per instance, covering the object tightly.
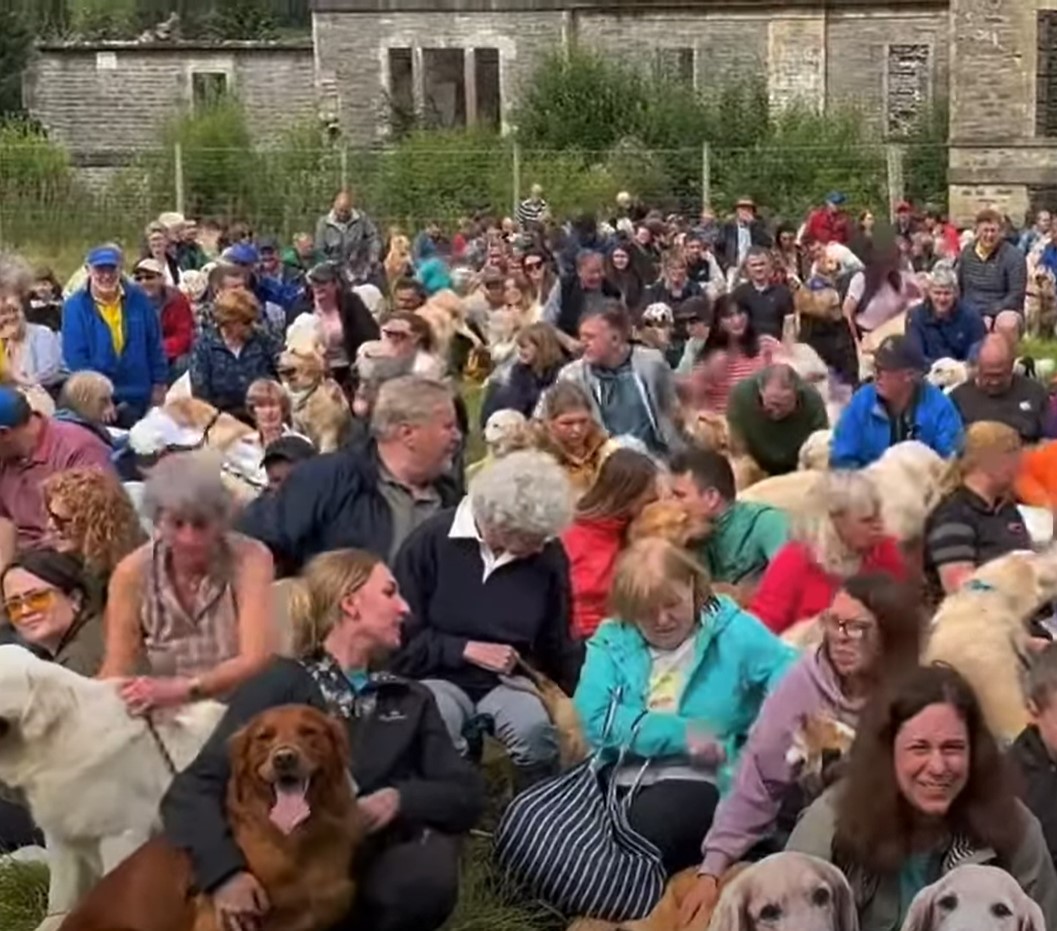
[1011,643,1057,866]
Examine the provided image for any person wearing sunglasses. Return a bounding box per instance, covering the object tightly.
[681,573,924,926]
[101,451,277,715]
[133,257,194,384]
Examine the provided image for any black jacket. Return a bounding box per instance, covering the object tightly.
[236,440,462,575]
[1011,726,1057,866]
[555,276,622,337]
[718,219,773,271]
[161,657,485,894]
[288,288,380,367]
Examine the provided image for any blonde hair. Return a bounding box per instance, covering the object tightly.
[287,549,381,656]
[936,420,1022,497]
[213,288,260,327]
[609,538,711,627]
[58,371,114,422]
[793,471,881,577]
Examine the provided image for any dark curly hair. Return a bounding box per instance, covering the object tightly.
[834,664,1018,874]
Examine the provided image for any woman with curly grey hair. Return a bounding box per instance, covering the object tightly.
[392,449,583,787]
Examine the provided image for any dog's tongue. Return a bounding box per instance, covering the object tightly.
[270,784,310,834]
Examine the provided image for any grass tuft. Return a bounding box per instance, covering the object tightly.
[0,860,49,931]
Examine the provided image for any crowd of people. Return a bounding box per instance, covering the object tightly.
[0,187,1056,931]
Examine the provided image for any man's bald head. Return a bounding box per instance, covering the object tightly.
[976,333,1014,395]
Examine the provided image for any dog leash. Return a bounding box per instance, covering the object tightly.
[145,713,178,776]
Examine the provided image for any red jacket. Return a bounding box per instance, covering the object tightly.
[160,289,194,361]
[749,538,906,634]
[561,516,627,639]
[803,207,851,246]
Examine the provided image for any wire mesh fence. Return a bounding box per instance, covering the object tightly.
[0,140,949,258]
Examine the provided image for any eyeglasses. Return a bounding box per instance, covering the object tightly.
[4,588,56,623]
[134,273,161,282]
[381,329,411,341]
[524,260,543,271]
[821,613,874,640]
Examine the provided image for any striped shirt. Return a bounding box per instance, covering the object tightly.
[701,352,767,414]
[516,197,548,229]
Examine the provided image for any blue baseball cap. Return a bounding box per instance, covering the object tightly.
[0,387,31,429]
[86,245,123,268]
[224,243,260,266]
[825,192,846,206]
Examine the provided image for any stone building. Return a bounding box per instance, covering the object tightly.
[20,0,1057,222]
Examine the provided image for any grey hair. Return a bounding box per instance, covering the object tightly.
[142,451,233,523]
[929,262,958,292]
[0,252,33,298]
[469,450,574,538]
[370,375,452,440]
[792,470,881,577]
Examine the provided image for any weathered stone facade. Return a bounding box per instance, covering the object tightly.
[20,0,1057,220]
[947,0,1057,224]
[24,41,316,154]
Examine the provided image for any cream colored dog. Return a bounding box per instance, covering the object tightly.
[925,547,1057,742]
[926,358,970,393]
[741,440,946,543]
[901,864,1045,931]
[280,316,353,453]
[798,429,833,471]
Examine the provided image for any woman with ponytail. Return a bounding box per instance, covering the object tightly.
[924,420,1031,595]
[161,548,484,931]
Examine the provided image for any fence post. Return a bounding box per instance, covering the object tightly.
[340,146,349,191]
[885,143,906,222]
[173,142,185,215]
[701,142,711,214]
[512,141,521,220]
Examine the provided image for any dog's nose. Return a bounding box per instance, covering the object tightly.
[273,748,300,773]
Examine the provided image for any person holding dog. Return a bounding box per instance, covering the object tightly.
[162,547,484,931]
[784,664,1057,931]
[680,573,924,925]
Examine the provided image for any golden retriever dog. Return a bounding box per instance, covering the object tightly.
[566,864,749,931]
[512,658,589,769]
[279,321,353,453]
[785,713,856,795]
[59,705,361,931]
[926,358,970,393]
[684,411,767,492]
[627,499,704,548]
[1025,265,1057,339]
[0,646,224,925]
[708,852,858,931]
[901,863,1045,931]
[741,440,946,544]
[925,547,1057,742]
[858,312,907,382]
[798,429,833,471]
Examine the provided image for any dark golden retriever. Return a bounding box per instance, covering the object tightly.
[58,704,361,931]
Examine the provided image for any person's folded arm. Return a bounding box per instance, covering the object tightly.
[391,687,486,834]
[160,660,325,893]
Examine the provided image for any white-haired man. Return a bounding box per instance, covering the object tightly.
[237,376,462,573]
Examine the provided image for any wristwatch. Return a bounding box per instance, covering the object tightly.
[187,677,205,702]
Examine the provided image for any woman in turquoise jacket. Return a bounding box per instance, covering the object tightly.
[574,538,795,874]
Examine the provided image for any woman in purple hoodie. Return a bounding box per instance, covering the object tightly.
[680,572,924,925]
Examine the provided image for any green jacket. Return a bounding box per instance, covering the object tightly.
[697,500,789,584]
[727,370,828,475]
[787,787,1057,931]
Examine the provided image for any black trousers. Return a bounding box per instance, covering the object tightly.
[626,780,720,875]
[332,830,460,931]
[0,797,43,852]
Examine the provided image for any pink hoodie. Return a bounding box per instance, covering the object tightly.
[699,646,864,877]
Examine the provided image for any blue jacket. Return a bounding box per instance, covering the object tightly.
[61,282,168,409]
[573,597,795,791]
[830,381,964,469]
[905,299,987,367]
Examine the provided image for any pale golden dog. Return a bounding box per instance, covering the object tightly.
[683,411,767,492]
[627,499,704,548]
[925,547,1057,742]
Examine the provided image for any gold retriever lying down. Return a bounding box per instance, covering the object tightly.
[59,705,362,931]
[925,546,1057,742]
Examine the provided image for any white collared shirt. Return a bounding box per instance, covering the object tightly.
[448,496,519,583]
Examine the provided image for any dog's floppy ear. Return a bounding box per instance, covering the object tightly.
[227,720,263,808]
[807,857,859,931]
[706,869,753,931]
[898,880,937,931]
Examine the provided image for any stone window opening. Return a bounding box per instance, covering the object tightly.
[191,71,230,111]
[1038,11,1057,138]
[386,45,501,134]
